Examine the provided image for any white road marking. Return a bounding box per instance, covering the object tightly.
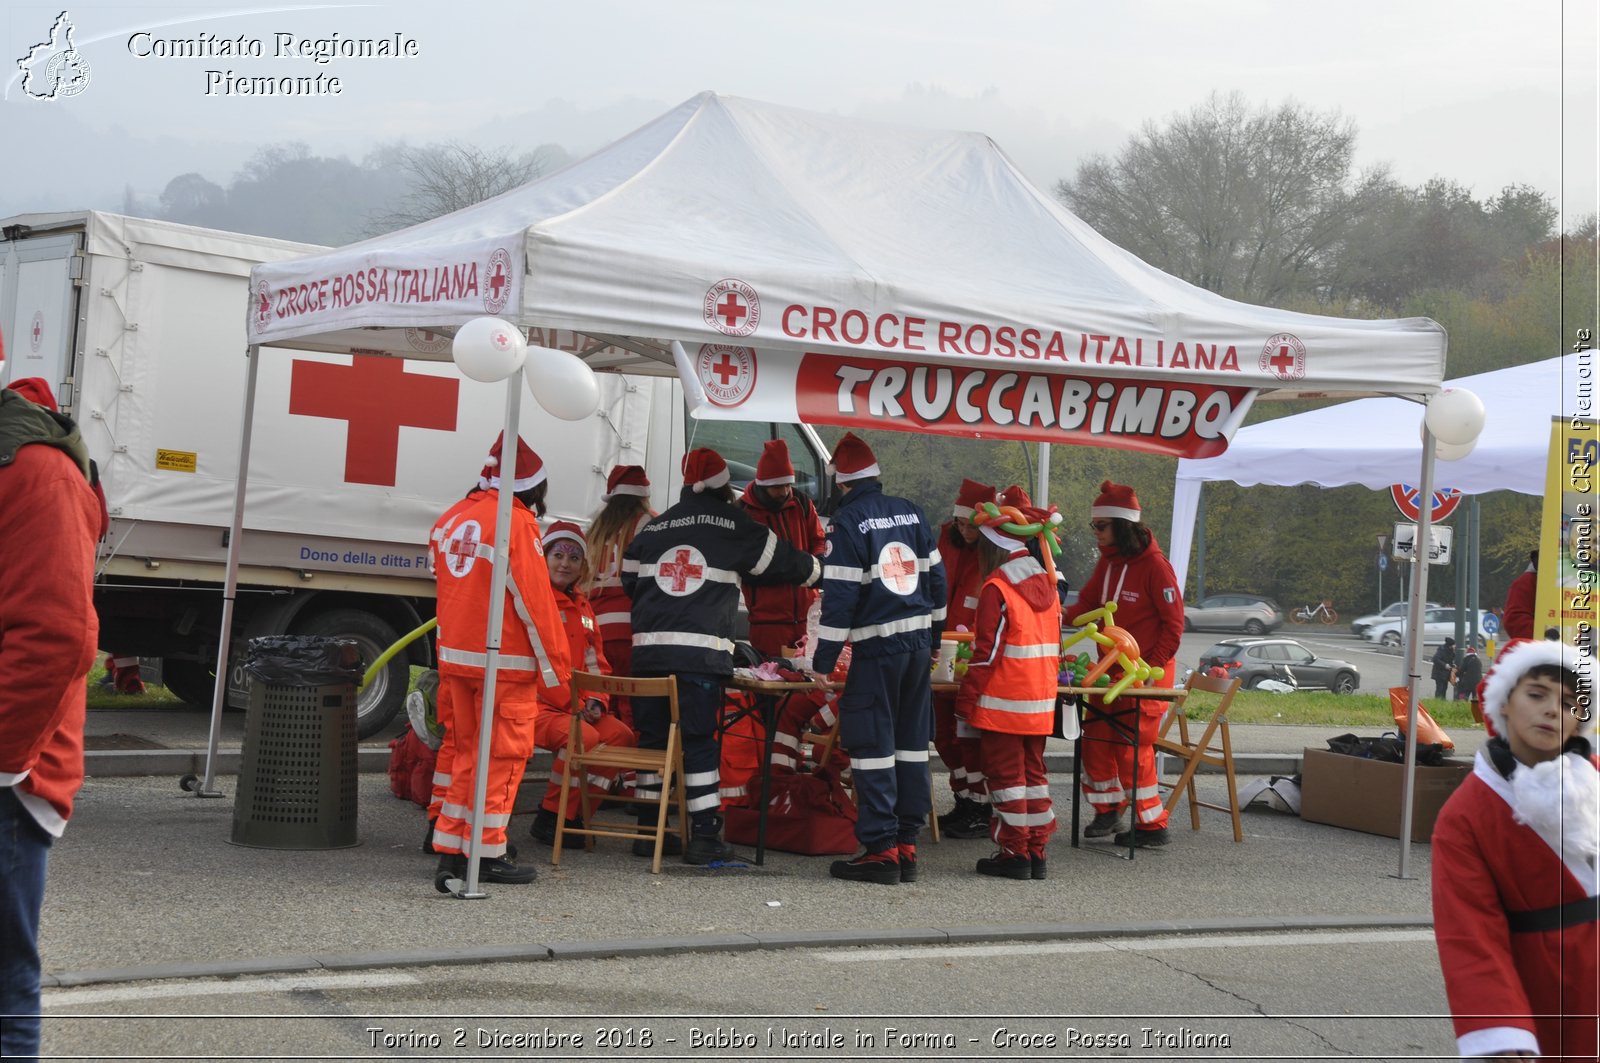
[818,928,1435,963]
[44,970,420,1007]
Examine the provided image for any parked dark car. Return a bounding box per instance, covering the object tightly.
[1197,637,1360,693]
[1184,593,1283,635]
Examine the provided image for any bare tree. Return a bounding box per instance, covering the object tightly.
[1056,92,1389,305]
[366,141,556,233]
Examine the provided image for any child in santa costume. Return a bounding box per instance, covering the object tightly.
[1431,637,1598,1059]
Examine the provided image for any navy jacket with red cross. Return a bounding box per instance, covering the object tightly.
[622,487,821,676]
[812,480,946,674]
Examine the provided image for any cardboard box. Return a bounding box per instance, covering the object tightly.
[1298,747,1473,842]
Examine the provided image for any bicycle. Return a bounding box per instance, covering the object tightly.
[1290,600,1338,624]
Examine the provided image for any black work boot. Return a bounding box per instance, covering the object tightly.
[976,850,1033,880]
[632,806,683,857]
[1030,853,1047,880]
[432,852,466,893]
[898,843,919,883]
[421,817,438,854]
[1113,826,1170,848]
[829,847,901,884]
[936,796,976,831]
[1084,809,1129,838]
[944,801,992,840]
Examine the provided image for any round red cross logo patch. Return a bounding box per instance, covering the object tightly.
[444,520,484,578]
[654,545,708,597]
[254,282,272,333]
[696,344,757,407]
[483,248,513,314]
[877,541,920,596]
[704,278,760,337]
[404,327,452,355]
[1259,333,1306,381]
[29,311,44,353]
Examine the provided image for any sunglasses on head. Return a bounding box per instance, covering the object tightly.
[1089,520,1113,531]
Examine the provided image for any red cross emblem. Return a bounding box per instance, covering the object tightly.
[878,541,919,595]
[703,278,761,337]
[31,318,43,344]
[489,263,507,303]
[655,545,707,596]
[289,356,460,486]
[711,352,739,384]
[484,248,513,313]
[1259,333,1306,381]
[695,344,757,407]
[443,520,482,578]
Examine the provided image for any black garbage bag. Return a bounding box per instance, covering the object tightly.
[1325,731,1447,766]
[243,635,362,687]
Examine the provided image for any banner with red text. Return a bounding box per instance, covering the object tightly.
[676,343,1257,458]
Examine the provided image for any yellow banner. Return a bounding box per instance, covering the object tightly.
[1537,417,1599,646]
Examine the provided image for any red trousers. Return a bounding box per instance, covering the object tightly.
[533,710,636,814]
[1078,699,1169,830]
[933,690,986,804]
[427,679,457,821]
[979,730,1054,857]
[431,675,539,858]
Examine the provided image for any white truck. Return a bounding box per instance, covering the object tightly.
[0,211,830,736]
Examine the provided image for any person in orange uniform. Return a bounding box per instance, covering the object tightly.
[957,506,1061,880]
[933,478,997,838]
[1078,480,1183,848]
[529,521,637,845]
[738,439,826,658]
[585,465,654,724]
[429,434,569,889]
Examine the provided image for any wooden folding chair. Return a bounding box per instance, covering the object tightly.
[1154,672,1244,842]
[552,672,689,873]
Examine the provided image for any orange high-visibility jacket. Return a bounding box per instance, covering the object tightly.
[539,583,612,716]
[432,491,570,700]
[958,553,1061,736]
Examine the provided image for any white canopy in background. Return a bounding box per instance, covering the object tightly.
[247,91,1446,459]
[1168,353,1587,590]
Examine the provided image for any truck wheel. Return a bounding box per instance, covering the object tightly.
[296,609,406,739]
[160,659,218,709]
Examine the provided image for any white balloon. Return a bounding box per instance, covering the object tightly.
[1435,435,1478,462]
[452,317,527,382]
[1424,387,1486,446]
[526,345,601,420]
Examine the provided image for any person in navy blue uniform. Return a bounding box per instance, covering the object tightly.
[809,433,946,884]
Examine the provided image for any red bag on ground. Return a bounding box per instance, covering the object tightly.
[724,768,858,855]
[387,727,437,807]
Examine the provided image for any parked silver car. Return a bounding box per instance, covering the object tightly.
[1183,593,1283,635]
[1363,607,1491,649]
[1348,601,1440,636]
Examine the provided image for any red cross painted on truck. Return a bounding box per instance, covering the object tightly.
[657,546,705,594]
[289,356,460,486]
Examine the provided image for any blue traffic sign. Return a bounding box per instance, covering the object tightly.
[1377,555,1389,571]
[1481,612,1500,636]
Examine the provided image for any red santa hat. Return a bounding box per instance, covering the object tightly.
[682,447,731,493]
[755,439,796,486]
[999,484,1033,509]
[543,520,586,555]
[1090,480,1141,523]
[1479,637,1595,738]
[478,432,546,493]
[953,478,996,519]
[5,377,58,410]
[828,432,879,483]
[602,464,651,501]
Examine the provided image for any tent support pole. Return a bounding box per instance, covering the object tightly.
[1395,427,1439,879]
[1035,443,1050,506]
[455,366,525,900]
[195,344,261,798]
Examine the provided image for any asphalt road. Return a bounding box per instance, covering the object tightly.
[44,927,1455,1060]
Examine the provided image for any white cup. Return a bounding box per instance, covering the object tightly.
[934,640,958,682]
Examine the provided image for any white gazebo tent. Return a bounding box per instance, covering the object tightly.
[214,92,1450,892]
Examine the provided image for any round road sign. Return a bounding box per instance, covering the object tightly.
[1390,483,1463,523]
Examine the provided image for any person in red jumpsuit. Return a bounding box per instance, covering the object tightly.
[429,434,569,889]
[528,521,637,846]
[1432,638,1597,1059]
[1078,480,1183,848]
[738,440,825,658]
[956,506,1061,880]
[933,478,997,838]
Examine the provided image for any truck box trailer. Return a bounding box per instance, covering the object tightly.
[0,211,829,736]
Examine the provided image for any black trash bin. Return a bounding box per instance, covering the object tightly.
[230,636,363,849]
